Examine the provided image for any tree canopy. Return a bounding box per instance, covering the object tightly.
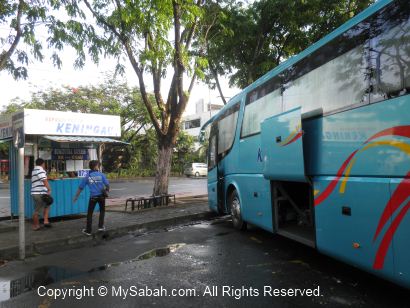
[204,0,375,91]
[42,0,211,194]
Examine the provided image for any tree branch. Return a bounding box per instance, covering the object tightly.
[84,0,163,136]
[188,70,197,95]
[210,61,226,104]
[0,0,24,71]
[172,1,186,117]
[83,0,122,39]
[123,39,163,136]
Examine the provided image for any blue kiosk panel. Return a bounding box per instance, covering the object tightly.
[11,178,91,218]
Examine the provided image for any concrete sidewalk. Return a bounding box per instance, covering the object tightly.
[0,197,213,261]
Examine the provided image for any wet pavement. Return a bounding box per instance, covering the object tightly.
[0,217,408,307]
[0,201,210,260]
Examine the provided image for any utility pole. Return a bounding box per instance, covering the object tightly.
[18,147,25,259]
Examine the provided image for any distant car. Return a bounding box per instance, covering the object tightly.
[184,163,208,177]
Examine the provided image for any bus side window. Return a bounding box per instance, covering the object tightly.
[282,19,370,114]
[370,1,410,103]
[208,134,217,170]
[241,87,282,138]
[218,110,239,156]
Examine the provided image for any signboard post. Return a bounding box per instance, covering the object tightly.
[12,112,25,260]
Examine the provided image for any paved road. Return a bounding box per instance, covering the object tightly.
[0,218,408,307]
[108,177,207,198]
[0,177,207,217]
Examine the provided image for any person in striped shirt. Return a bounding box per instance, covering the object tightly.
[31,158,52,231]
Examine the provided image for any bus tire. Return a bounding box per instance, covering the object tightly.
[195,172,200,177]
[229,190,247,231]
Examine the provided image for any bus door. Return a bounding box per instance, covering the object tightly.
[261,107,315,247]
[261,107,306,181]
[216,159,225,214]
[207,123,224,214]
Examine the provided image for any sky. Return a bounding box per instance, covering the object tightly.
[0,41,240,117]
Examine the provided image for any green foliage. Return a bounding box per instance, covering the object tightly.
[104,127,201,177]
[204,0,375,89]
[171,131,203,175]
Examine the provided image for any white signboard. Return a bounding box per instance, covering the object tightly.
[0,115,12,140]
[23,109,121,137]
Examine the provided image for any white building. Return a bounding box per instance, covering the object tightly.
[181,99,223,139]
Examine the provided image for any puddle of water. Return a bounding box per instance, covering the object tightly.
[137,243,186,260]
[191,223,212,229]
[0,243,187,302]
[88,243,186,273]
[166,222,204,232]
[0,266,84,302]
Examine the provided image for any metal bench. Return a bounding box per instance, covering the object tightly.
[125,194,176,211]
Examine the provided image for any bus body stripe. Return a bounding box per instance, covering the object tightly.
[373,174,410,242]
[281,131,303,147]
[314,150,358,206]
[373,201,410,270]
[366,125,410,143]
[339,141,410,194]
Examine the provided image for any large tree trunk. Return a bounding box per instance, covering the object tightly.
[153,138,173,196]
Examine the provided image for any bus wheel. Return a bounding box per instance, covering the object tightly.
[195,172,200,177]
[229,190,247,231]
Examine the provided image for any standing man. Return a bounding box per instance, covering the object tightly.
[31,158,52,230]
[73,160,109,236]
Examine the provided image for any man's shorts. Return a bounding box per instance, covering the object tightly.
[32,194,50,215]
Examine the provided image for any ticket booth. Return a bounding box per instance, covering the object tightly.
[4,109,125,218]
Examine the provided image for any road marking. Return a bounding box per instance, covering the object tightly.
[0,197,10,199]
[110,188,126,191]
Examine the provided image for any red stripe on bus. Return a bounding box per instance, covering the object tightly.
[314,150,358,206]
[281,131,303,146]
[373,201,410,270]
[373,174,410,241]
[366,126,410,143]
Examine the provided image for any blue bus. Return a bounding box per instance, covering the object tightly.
[204,0,410,288]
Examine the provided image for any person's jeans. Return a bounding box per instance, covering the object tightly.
[86,196,105,233]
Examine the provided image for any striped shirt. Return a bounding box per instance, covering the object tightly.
[31,166,48,195]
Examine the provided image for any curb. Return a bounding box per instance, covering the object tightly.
[0,211,216,260]
[0,224,18,234]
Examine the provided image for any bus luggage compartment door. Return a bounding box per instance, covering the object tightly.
[261,107,306,182]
